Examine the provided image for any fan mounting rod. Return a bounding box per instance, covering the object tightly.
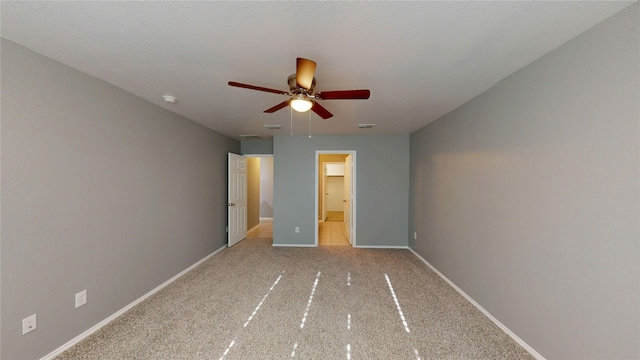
[288,74,315,96]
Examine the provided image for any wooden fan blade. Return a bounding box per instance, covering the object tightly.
[315,89,370,100]
[311,101,333,119]
[264,100,290,113]
[228,81,289,96]
[296,58,317,90]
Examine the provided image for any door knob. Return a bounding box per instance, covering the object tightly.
[227,203,236,206]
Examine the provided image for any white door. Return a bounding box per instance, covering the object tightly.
[327,177,345,211]
[228,153,247,247]
[343,155,352,244]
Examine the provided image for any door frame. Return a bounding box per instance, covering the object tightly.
[315,150,356,247]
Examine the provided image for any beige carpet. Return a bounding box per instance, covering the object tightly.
[56,233,533,359]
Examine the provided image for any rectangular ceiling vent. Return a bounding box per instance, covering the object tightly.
[357,124,375,129]
[238,134,261,140]
[264,125,282,130]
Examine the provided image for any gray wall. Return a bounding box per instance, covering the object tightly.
[273,135,409,247]
[260,156,274,218]
[1,39,239,359]
[241,139,273,155]
[409,5,638,359]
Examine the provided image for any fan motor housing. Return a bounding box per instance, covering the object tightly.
[288,74,316,94]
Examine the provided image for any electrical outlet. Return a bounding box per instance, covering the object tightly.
[295,227,300,233]
[22,314,37,335]
[414,232,417,240]
[75,289,87,308]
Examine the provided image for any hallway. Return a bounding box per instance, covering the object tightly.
[247,218,273,239]
[247,219,349,246]
[319,221,349,246]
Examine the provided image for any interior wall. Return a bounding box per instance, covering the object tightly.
[274,135,409,247]
[259,156,274,218]
[1,39,240,359]
[241,139,273,155]
[409,5,638,359]
[246,157,261,230]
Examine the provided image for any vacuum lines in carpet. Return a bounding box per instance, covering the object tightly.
[56,237,534,359]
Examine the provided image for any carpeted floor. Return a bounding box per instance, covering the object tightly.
[56,230,534,359]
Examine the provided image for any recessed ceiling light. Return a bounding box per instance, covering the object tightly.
[358,124,375,129]
[163,95,177,103]
[264,125,282,130]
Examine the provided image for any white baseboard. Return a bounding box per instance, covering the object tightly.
[270,244,409,248]
[271,243,317,247]
[41,245,227,360]
[259,217,273,221]
[408,248,545,360]
[248,223,260,233]
[356,245,409,249]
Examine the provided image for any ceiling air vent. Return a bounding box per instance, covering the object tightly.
[357,124,375,129]
[264,125,282,130]
[238,134,261,140]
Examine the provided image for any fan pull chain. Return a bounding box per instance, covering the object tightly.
[308,110,312,138]
[290,107,293,136]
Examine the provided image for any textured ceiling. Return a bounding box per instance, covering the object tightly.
[1,1,634,140]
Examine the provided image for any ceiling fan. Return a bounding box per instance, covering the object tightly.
[228,58,370,119]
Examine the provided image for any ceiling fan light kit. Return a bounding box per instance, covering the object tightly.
[290,97,313,112]
[228,57,370,120]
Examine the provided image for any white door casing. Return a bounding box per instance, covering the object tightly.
[344,154,352,245]
[315,151,356,247]
[228,153,247,247]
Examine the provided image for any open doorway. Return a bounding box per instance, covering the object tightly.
[315,151,356,247]
[245,155,274,240]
